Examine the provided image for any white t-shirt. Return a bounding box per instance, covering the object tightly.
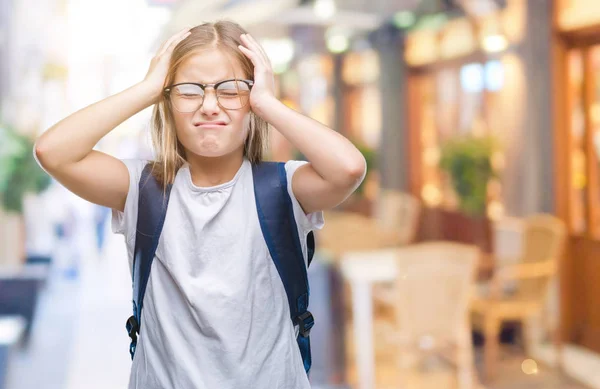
[112,158,324,389]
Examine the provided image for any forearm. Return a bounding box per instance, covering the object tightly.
[255,97,366,187]
[35,81,159,169]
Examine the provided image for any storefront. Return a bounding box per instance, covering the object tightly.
[554,0,600,354]
[404,0,526,251]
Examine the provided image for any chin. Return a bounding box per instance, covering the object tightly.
[185,142,244,160]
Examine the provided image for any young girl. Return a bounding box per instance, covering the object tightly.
[34,21,366,389]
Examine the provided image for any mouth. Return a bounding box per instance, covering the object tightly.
[195,121,227,128]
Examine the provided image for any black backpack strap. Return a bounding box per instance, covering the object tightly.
[251,161,314,373]
[126,163,172,359]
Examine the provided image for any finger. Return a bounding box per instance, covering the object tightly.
[238,44,257,65]
[240,36,268,71]
[243,34,271,67]
[159,28,190,55]
[159,31,191,58]
[159,28,191,55]
[240,34,264,61]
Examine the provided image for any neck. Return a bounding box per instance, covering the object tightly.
[186,150,245,187]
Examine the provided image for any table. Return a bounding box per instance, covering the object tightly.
[338,247,494,389]
[339,249,398,389]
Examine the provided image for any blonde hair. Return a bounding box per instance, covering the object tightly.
[150,20,269,187]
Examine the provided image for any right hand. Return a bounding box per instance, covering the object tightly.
[143,28,192,101]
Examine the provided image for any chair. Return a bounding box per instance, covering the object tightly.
[373,190,421,246]
[387,242,480,389]
[470,214,567,381]
[319,191,421,261]
[370,191,421,316]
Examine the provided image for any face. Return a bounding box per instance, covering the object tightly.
[170,48,251,160]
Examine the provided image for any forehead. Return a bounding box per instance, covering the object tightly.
[174,48,246,84]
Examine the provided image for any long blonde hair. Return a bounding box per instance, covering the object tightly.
[150,20,269,187]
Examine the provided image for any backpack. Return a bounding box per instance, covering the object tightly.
[125,161,316,374]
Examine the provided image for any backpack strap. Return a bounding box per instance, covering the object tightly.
[252,161,315,373]
[126,163,172,360]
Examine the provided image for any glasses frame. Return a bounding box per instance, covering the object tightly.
[163,78,254,112]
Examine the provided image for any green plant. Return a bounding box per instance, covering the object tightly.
[0,124,51,213]
[354,142,376,196]
[439,134,498,216]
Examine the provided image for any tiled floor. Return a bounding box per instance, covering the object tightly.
[342,324,589,389]
[6,223,132,389]
[4,226,592,389]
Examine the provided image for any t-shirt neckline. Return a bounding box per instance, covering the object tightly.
[183,158,249,193]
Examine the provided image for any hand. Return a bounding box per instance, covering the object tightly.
[143,28,191,102]
[238,34,277,115]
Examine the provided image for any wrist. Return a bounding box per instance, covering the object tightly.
[137,80,164,105]
[251,95,280,119]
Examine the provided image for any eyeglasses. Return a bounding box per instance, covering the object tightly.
[164,79,254,112]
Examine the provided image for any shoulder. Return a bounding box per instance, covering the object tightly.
[283,160,325,231]
[121,159,152,183]
[110,159,151,239]
[283,160,309,176]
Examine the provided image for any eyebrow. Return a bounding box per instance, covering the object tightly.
[179,78,239,83]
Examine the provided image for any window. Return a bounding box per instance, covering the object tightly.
[567,45,600,238]
[416,59,506,218]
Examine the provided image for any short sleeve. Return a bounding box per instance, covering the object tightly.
[111,159,149,243]
[284,160,325,233]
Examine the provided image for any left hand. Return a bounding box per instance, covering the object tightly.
[238,34,276,114]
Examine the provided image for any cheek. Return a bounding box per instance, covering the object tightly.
[242,113,251,130]
[226,110,250,134]
[172,111,187,129]
[172,108,194,124]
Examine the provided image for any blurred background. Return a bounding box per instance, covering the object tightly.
[1,0,599,388]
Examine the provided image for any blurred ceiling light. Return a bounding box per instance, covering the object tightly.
[482,34,508,53]
[521,359,538,375]
[327,35,350,54]
[392,11,416,29]
[314,0,336,20]
[326,26,351,54]
[260,38,295,75]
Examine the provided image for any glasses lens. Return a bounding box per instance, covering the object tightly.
[216,80,250,110]
[171,84,204,112]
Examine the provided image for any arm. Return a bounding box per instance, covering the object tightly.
[239,34,366,214]
[34,29,191,212]
[495,260,557,280]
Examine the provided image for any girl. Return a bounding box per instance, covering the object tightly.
[34,21,366,389]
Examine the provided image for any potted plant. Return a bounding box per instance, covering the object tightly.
[0,124,52,264]
[354,142,376,195]
[439,134,498,217]
[293,141,377,215]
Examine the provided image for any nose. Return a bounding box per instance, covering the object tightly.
[199,88,220,116]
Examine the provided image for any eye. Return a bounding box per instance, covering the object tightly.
[217,80,250,96]
[173,84,203,97]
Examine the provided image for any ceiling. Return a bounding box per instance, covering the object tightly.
[160,0,419,41]
[156,0,504,49]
